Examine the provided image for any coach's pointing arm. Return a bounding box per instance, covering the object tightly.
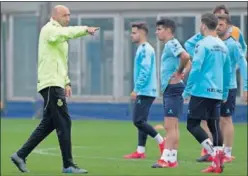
[47,25,98,44]
[47,26,89,43]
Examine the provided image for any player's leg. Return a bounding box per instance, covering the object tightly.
[11,87,55,173]
[131,99,148,154]
[186,96,223,173]
[207,118,223,151]
[124,95,164,159]
[202,99,224,173]
[220,89,237,162]
[49,87,87,174]
[152,83,184,168]
[173,94,184,165]
[124,96,147,159]
[137,129,148,153]
[196,120,214,162]
[175,121,179,151]
[124,96,148,159]
[125,129,148,159]
[186,97,213,157]
[220,117,234,161]
[136,96,154,155]
[201,120,213,141]
[163,117,178,166]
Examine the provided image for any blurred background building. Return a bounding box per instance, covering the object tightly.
[1,1,247,119]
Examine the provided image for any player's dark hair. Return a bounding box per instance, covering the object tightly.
[131,21,149,34]
[216,14,231,25]
[201,13,218,30]
[213,4,230,15]
[156,18,176,34]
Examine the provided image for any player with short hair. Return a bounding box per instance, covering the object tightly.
[152,18,190,168]
[215,14,247,162]
[196,13,248,163]
[11,5,98,174]
[124,22,165,159]
[185,5,247,161]
[183,13,231,173]
[185,5,247,56]
[213,4,247,54]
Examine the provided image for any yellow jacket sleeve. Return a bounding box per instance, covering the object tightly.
[47,26,89,43]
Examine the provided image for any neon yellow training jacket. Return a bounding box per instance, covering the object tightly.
[37,18,88,92]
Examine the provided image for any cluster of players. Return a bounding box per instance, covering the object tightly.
[125,4,247,174]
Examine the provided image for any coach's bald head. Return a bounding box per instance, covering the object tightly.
[51,5,70,26]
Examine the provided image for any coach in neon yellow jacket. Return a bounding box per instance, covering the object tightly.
[38,17,88,92]
[11,5,98,174]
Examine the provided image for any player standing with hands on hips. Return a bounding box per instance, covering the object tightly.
[11,5,99,174]
[152,18,191,168]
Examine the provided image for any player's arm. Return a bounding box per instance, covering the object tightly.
[178,51,190,74]
[183,43,205,99]
[182,60,192,76]
[223,53,232,101]
[170,41,190,74]
[133,48,153,93]
[235,43,248,91]
[47,26,96,43]
[184,32,203,58]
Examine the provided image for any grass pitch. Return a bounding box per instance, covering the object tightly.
[1,119,247,176]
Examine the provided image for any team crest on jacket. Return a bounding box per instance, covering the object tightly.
[57,99,63,107]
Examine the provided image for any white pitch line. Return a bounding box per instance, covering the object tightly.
[32,146,216,165]
[7,147,244,176]
[34,149,152,162]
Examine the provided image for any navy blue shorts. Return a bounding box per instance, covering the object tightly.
[187,96,221,120]
[221,89,237,117]
[132,95,155,122]
[163,82,184,118]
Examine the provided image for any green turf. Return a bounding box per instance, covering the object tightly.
[1,119,247,176]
